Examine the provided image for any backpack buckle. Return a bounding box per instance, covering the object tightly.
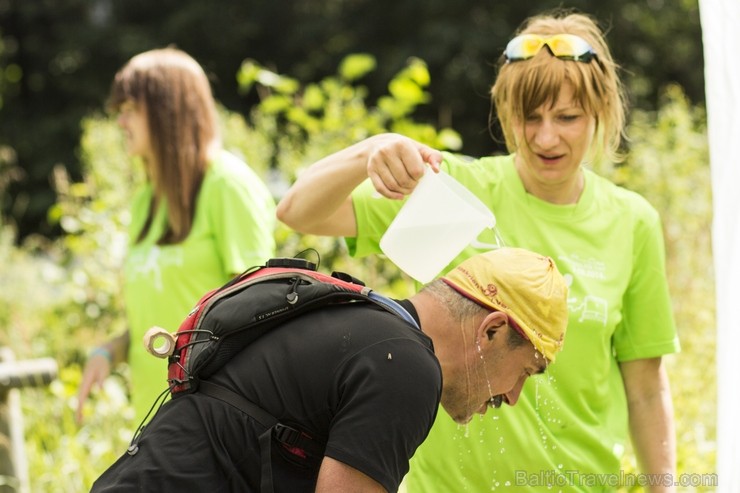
[273,423,303,447]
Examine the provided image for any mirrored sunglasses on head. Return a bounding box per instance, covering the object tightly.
[504,34,596,63]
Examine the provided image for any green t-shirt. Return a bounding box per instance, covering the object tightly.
[124,150,276,421]
[349,153,680,492]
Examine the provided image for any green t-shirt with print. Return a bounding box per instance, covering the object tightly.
[124,150,276,421]
[349,152,680,492]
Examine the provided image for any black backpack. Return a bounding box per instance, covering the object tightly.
[134,257,419,492]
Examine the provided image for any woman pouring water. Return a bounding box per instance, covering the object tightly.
[277,9,680,493]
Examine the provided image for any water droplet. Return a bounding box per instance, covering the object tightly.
[475,339,496,408]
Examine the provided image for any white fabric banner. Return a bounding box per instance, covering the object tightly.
[699,0,740,491]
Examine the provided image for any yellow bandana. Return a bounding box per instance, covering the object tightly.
[442,247,569,361]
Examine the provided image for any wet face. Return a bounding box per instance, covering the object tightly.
[440,322,547,424]
[512,82,596,200]
[117,100,152,161]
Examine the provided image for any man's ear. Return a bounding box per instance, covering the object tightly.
[477,311,508,342]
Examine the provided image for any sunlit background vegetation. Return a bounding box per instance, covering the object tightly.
[0,1,715,491]
[1,55,715,492]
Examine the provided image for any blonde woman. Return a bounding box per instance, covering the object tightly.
[277,10,680,493]
[77,48,276,424]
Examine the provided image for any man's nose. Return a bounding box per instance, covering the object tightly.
[504,376,527,406]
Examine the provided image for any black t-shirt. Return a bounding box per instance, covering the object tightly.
[92,300,441,493]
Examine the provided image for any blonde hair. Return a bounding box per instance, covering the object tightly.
[491,11,627,165]
[109,47,220,244]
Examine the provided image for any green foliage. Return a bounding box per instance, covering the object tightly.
[23,367,133,492]
[0,115,138,491]
[237,53,461,186]
[339,54,377,82]
[45,116,135,362]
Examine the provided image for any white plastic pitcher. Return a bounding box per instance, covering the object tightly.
[379,168,496,283]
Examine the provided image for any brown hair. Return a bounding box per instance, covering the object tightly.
[109,47,220,244]
[491,11,627,165]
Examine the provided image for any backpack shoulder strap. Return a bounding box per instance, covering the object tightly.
[197,380,277,429]
[366,291,419,330]
[197,380,324,493]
